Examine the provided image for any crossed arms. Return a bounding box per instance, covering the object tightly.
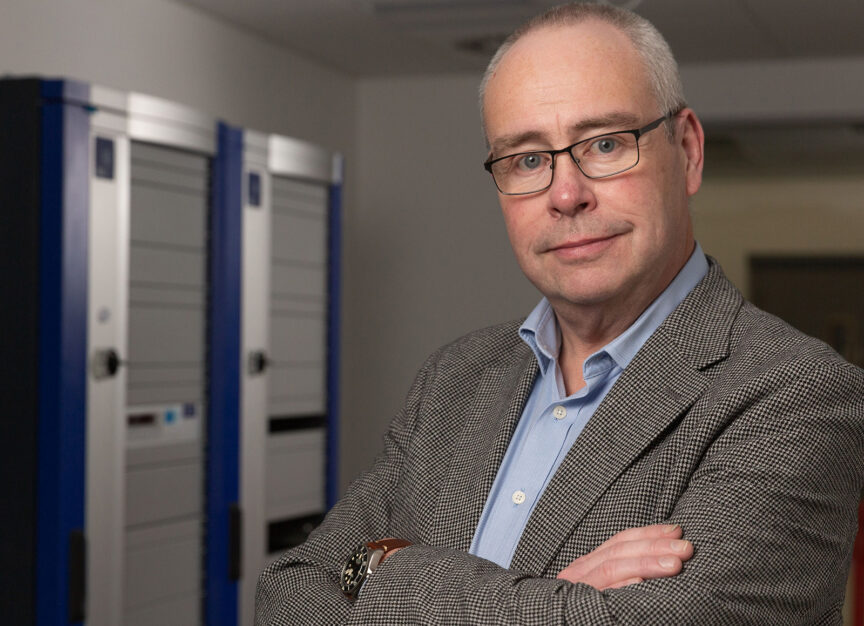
[256,322,864,625]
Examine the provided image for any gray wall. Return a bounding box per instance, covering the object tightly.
[342,74,535,491]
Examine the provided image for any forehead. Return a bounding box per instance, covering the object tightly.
[484,21,656,146]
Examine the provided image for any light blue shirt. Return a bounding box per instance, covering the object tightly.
[469,243,709,568]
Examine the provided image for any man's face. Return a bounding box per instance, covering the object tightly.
[483,22,704,315]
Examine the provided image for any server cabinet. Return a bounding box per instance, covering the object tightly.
[239,131,271,626]
[0,78,126,626]
[206,123,244,626]
[0,77,342,626]
[87,85,131,626]
[0,78,241,626]
[238,134,342,626]
[123,94,221,626]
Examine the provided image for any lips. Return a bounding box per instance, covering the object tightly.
[548,233,621,252]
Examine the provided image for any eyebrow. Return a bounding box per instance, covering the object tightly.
[491,111,644,156]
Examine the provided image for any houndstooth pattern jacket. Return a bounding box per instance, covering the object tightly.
[256,260,864,625]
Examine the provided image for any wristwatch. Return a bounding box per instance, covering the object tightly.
[340,538,412,597]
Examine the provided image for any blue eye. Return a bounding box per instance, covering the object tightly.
[593,137,618,154]
[516,153,545,171]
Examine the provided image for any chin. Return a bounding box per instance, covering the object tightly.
[546,284,621,308]
[558,291,618,308]
[546,271,631,307]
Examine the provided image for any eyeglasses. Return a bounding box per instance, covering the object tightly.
[483,113,673,195]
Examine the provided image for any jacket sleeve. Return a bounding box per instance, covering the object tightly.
[255,353,438,625]
[345,360,864,625]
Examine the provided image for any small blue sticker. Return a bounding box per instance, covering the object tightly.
[248,171,261,207]
[95,137,114,180]
[183,403,196,418]
[165,410,176,424]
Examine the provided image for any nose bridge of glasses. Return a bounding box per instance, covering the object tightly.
[550,145,586,180]
[553,145,580,166]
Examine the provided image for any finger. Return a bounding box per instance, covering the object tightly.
[558,546,690,588]
[582,524,682,566]
[558,524,689,581]
[581,554,683,589]
[603,576,643,590]
[565,536,692,579]
[596,524,682,552]
[601,538,693,563]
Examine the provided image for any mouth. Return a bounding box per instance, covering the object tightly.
[548,233,622,253]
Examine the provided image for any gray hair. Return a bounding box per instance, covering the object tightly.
[479,2,687,140]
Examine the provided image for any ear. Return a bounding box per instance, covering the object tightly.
[678,109,705,197]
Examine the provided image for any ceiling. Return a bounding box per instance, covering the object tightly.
[173,0,864,77]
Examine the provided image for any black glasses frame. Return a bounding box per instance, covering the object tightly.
[483,112,674,195]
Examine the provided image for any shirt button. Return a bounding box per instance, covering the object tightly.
[511,490,526,505]
[553,405,567,420]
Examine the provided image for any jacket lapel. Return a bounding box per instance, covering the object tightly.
[428,343,538,551]
[510,261,741,575]
[509,333,707,574]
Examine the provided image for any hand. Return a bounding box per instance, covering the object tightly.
[556,524,693,590]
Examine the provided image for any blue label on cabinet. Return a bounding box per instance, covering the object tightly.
[248,171,261,207]
[95,136,114,180]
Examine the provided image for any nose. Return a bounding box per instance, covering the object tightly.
[546,151,595,217]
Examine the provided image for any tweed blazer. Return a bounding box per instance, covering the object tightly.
[256,261,864,625]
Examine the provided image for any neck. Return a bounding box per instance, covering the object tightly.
[555,304,633,395]
[552,242,695,395]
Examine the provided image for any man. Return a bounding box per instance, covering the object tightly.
[257,3,864,624]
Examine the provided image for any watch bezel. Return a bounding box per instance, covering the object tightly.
[340,543,385,597]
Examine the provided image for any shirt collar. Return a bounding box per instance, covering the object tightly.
[519,298,559,375]
[519,242,709,374]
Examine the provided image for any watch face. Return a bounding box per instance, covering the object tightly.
[340,544,370,595]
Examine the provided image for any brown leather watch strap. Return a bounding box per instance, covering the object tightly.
[367,538,412,553]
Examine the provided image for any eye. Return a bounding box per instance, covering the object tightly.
[515,153,547,172]
[591,137,619,154]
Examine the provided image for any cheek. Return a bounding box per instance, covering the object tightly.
[618,171,677,223]
[606,178,654,233]
[501,203,535,251]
